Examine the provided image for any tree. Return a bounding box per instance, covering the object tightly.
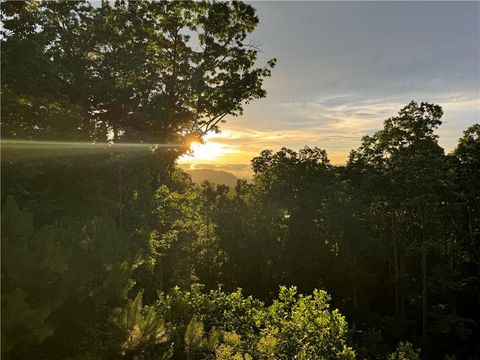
[1,0,275,150]
[260,286,355,359]
[0,1,90,140]
[451,124,480,353]
[117,292,171,359]
[251,147,336,292]
[1,197,69,358]
[452,124,480,288]
[347,101,472,355]
[145,182,206,294]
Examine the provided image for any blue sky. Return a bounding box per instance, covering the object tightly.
[181,1,479,177]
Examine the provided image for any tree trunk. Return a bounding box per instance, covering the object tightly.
[113,123,119,143]
[468,205,480,322]
[118,164,124,232]
[420,208,428,344]
[353,283,358,309]
[206,211,211,287]
[421,242,428,341]
[159,259,164,292]
[400,250,406,319]
[391,211,400,318]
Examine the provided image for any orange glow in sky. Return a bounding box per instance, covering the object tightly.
[186,141,225,161]
[179,133,241,164]
[177,128,352,178]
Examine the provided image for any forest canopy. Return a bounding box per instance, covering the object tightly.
[1,1,480,359]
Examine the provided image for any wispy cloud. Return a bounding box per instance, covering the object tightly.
[179,91,478,178]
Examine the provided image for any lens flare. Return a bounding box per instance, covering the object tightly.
[1,140,183,160]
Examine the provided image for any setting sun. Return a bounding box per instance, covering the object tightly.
[184,141,226,161]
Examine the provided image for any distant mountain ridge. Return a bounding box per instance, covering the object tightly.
[185,169,238,187]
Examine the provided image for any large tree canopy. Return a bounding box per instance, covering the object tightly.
[1,0,275,148]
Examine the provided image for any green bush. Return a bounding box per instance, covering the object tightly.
[156,285,355,359]
[387,341,420,360]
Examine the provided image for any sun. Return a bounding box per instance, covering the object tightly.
[186,141,225,161]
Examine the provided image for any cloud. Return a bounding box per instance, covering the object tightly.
[180,90,478,178]
[178,2,479,177]
[243,91,479,141]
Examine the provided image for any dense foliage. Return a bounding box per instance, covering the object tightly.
[2,1,479,359]
[3,102,479,359]
[1,0,275,146]
[1,194,355,359]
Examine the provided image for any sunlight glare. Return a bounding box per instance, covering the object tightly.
[187,141,225,161]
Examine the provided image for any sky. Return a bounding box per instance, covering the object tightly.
[179,1,480,178]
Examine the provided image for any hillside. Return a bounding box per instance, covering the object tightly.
[185,169,239,187]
